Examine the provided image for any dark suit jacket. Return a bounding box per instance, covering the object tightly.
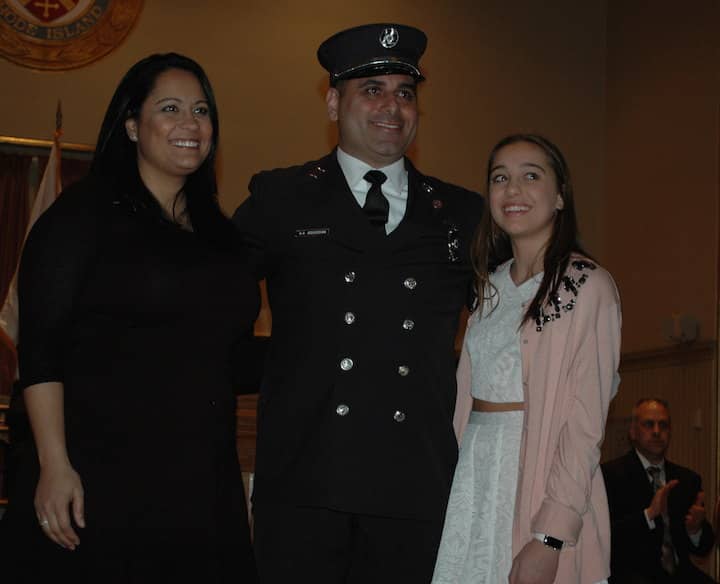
[602,450,715,583]
[232,152,483,521]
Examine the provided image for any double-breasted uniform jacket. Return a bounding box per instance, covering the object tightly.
[233,151,483,521]
[602,450,715,582]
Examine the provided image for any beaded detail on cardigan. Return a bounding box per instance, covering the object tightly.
[534,260,597,332]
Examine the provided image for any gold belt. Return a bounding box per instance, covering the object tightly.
[472,399,524,412]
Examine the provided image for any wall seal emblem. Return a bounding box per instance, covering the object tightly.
[0,0,143,70]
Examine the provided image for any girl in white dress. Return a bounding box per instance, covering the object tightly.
[433,135,620,584]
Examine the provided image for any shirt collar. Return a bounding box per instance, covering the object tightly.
[336,147,406,194]
[635,449,665,473]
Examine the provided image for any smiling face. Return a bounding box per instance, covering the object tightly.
[326,74,418,168]
[630,400,671,464]
[125,68,212,193]
[488,140,564,250]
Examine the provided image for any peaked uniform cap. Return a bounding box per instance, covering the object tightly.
[317,23,427,86]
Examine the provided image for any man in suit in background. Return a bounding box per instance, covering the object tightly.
[602,398,715,583]
[233,22,482,584]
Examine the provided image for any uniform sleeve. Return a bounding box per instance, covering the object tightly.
[232,174,270,281]
[17,184,101,389]
[532,270,622,544]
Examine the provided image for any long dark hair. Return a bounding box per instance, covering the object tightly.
[91,52,236,250]
[471,134,590,326]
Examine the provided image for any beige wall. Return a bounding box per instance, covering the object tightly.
[605,0,719,352]
[0,1,607,245]
[2,1,718,353]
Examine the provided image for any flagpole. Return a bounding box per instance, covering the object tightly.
[55,100,62,190]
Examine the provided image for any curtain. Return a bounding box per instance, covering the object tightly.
[0,153,30,395]
[0,154,31,307]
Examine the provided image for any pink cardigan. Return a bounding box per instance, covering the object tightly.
[453,258,621,583]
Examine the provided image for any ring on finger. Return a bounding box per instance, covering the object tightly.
[39,518,50,527]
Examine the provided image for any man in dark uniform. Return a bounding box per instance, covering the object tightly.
[233,23,483,583]
[602,398,715,583]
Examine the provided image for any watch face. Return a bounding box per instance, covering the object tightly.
[543,535,563,550]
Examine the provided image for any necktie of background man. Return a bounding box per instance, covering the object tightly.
[647,465,677,574]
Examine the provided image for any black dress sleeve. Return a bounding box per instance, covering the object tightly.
[17,179,103,389]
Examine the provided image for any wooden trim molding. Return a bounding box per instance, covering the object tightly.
[620,340,716,371]
[0,135,94,153]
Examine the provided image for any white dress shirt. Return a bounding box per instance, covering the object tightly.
[336,147,408,234]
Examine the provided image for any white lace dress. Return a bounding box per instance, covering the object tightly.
[432,261,538,583]
[433,261,608,584]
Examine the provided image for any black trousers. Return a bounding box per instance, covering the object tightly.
[253,503,444,584]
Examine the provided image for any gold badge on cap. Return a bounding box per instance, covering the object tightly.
[379,27,399,49]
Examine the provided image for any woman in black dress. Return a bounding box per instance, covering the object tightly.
[1,53,259,582]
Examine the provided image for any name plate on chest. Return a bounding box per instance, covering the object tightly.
[294,227,330,238]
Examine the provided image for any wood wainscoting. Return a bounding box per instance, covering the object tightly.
[236,394,259,473]
[602,341,717,499]
[602,340,718,578]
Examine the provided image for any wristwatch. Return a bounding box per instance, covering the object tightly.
[533,532,564,551]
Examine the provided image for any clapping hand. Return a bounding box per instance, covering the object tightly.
[685,491,706,535]
[646,479,678,520]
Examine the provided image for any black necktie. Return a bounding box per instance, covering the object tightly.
[363,170,389,232]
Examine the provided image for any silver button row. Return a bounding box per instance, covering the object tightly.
[343,312,412,331]
[346,273,418,290]
[334,404,406,423]
[340,358,409,376]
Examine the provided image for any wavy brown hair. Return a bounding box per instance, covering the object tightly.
[471,134,590,326]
